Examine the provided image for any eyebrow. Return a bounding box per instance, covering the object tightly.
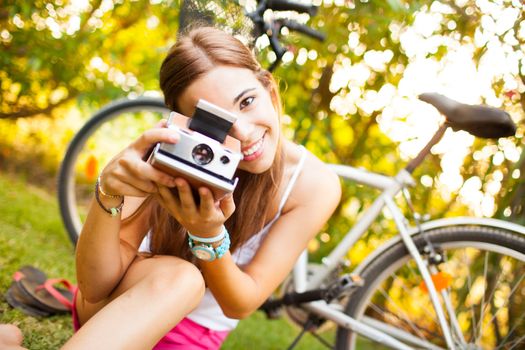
[233,88,256,105]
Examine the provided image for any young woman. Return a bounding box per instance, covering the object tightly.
[63,27,341,349]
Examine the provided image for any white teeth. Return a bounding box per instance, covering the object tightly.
[243,138,264,157]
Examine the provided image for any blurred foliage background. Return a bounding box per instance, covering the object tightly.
[1,0,524,265]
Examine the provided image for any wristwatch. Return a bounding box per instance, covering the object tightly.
[188,229,231,262]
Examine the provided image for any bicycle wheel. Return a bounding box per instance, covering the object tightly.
[336,226,525,350]
[57,97,170,245]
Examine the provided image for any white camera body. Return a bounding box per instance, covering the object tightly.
[148,100,242,200]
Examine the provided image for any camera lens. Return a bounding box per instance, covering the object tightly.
[220,156,230,164]
[192,144,214,165]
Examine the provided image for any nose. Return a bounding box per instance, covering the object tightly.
[230,118,254,142]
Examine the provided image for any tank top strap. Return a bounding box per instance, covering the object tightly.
[277,145,307,214]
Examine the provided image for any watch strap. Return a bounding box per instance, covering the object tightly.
[188,229,231,261]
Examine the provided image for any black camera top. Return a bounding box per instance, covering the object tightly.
[188,99,237,143]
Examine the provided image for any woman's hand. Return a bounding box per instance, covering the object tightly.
[98,120,180,197]
[156,179,235,237]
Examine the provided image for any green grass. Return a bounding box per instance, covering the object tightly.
[0,174,76,349]
[0,173,340,349]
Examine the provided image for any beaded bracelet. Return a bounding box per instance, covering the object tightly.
[214,231,230,259]
[96,176,123,199]
[95,177,124,217]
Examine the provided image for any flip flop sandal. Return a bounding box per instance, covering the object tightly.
[12,279,64,315]
[4,265,51,317]
[18,278,76,314]
[12,265,47,284]
[5,282,52,317]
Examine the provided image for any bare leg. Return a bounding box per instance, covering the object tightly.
[62,255,205,350]
[0,324,26,350]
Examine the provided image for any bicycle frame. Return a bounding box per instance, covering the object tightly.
[289,164,525,349]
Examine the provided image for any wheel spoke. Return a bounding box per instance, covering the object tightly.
[368,300,431,340]
[497,312,525,349]
[440,287,466,346]
[489,272,525,348]
[339,228,525,350]
[476,258,510,346]
[505,333,525,350]
[371,282,437,340]
[477,251,489,343]
[381,288,427,339]
[461,247,479,343]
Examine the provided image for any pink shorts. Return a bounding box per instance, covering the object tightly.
[72,288,229,349]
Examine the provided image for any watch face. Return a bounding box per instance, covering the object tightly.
[192,245,216,261]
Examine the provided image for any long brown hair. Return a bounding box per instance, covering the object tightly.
[150,27,284,260]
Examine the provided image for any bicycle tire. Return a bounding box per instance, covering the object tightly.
[335,226,525,350]
[57,97,170,245]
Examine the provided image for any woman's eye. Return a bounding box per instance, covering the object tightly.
[240,96,254,109]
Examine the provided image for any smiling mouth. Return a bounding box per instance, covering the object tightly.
[242,134,265,159]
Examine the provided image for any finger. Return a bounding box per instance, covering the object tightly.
[118,183,150,197]
[198,187,216,216]
[219,193,236,219]
[132,128,180,155]
[154,118,168,128]
[169,186,182,204]
[101,176,150,197]
[115,171,158,194]
[155,188,183,222]
[175,178,197,213]
[119,157,177,189]
[100,170,145,196]
[157,185,180,207]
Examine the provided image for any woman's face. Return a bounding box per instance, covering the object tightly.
[177,66,280,174]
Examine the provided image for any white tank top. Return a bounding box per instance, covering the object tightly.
[138,146,307,331]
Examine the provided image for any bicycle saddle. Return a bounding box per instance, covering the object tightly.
[419,93,516,139]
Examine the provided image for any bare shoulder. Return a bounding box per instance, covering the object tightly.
[284,144,341,214]
[299,150,341,204]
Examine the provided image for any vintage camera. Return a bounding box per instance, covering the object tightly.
[148,99,242,200]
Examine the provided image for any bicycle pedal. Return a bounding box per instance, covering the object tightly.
[266,308,283,320]
[259,297,284,319]
[338,273,364,290]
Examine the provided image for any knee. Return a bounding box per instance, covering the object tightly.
[0,324,24,346]
[147,257,205,307]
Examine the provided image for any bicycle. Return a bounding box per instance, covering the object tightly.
[256,92,524,350]
[57,1,525,349]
